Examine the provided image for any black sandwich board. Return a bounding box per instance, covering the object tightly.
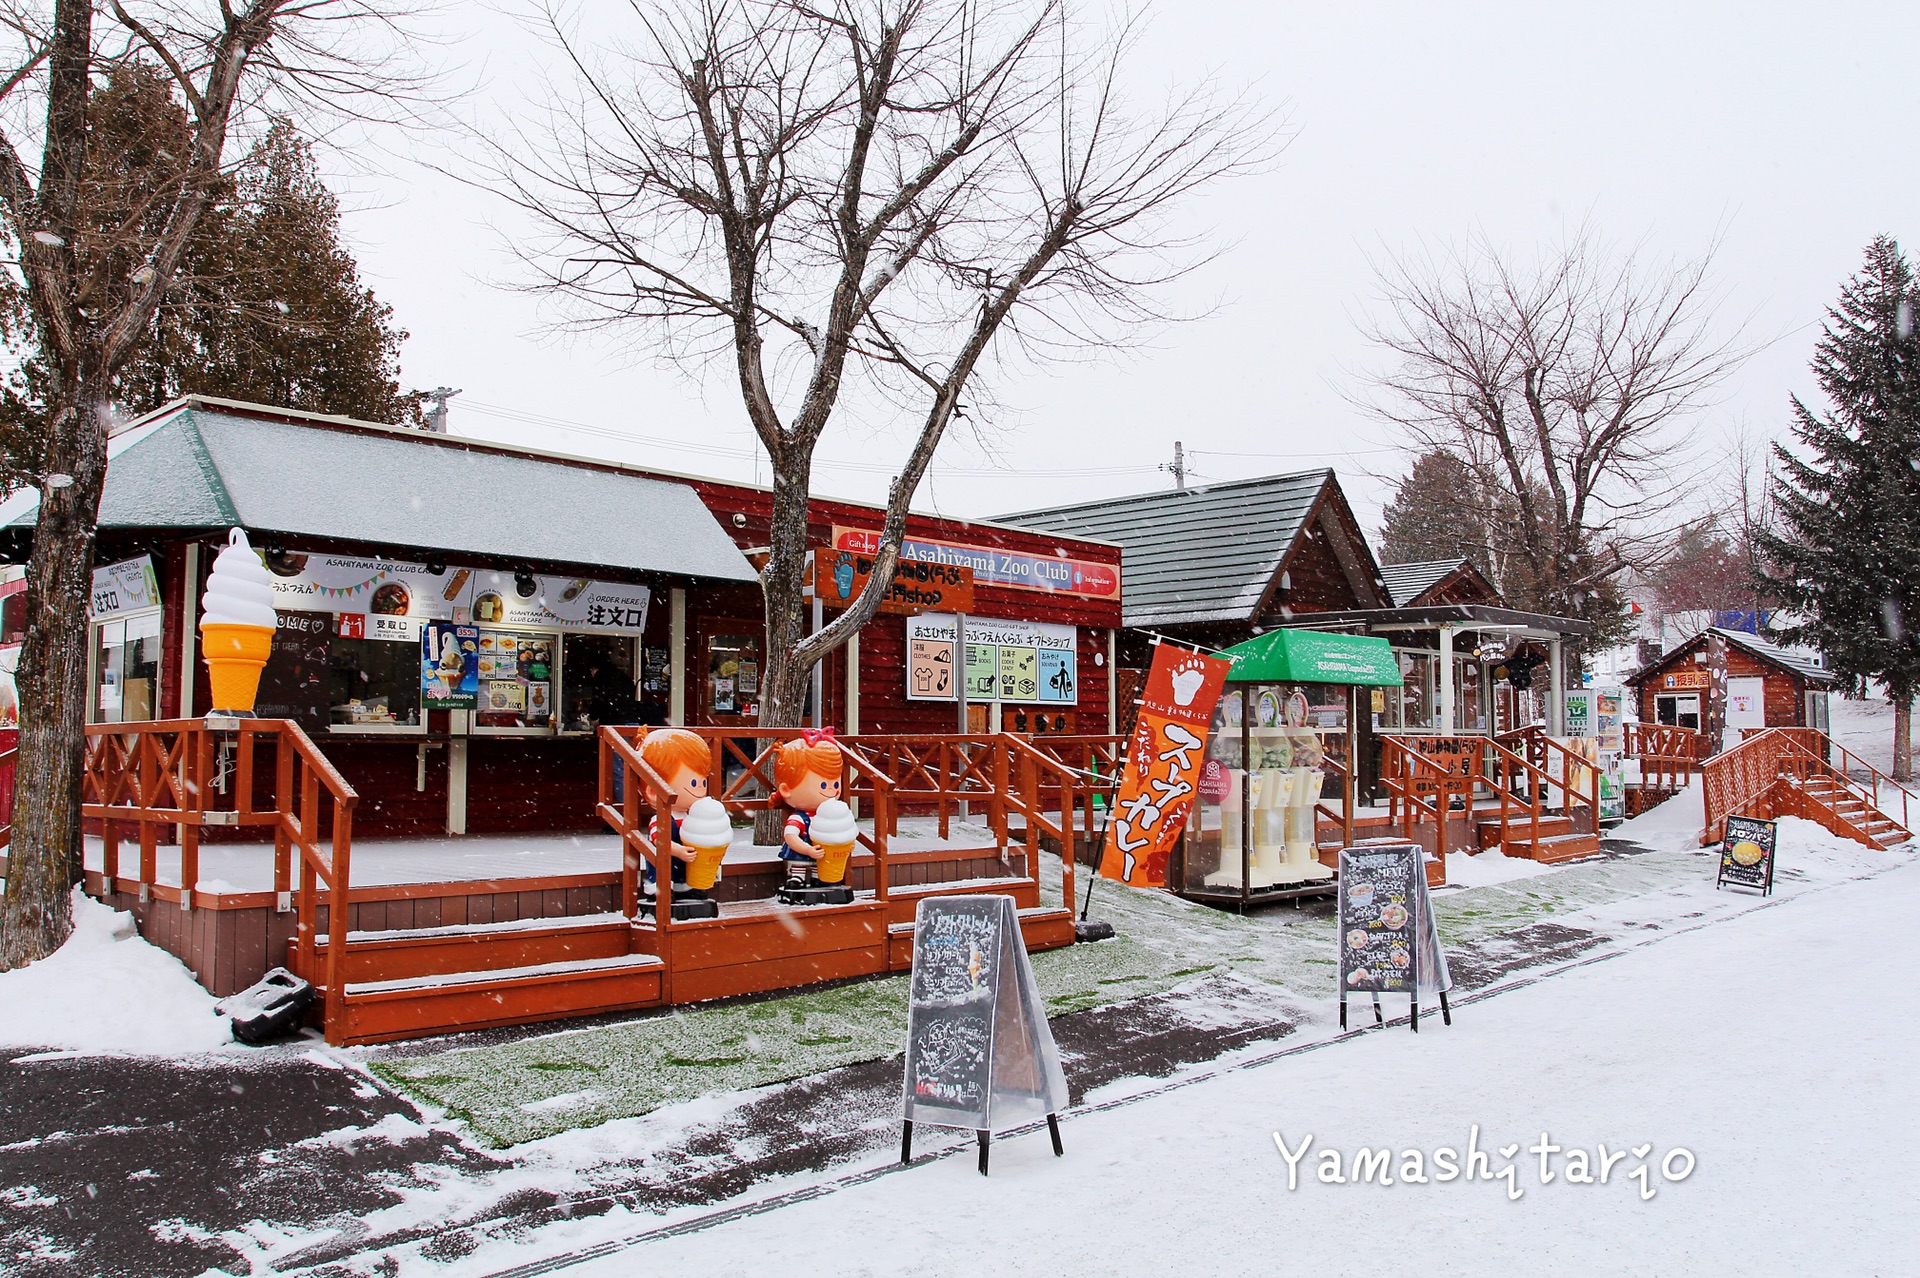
[900,894,1069,1175]
[1338,842,1453,1033]
[1716,815,1777,896]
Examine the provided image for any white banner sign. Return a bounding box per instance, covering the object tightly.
[91,556,160,619]
[258,551,653,636]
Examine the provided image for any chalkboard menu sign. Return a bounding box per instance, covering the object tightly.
[901,895,1069,1174]
[1337,842,1452,1032]
[1717,815,1777,895]
[253,611,334,732]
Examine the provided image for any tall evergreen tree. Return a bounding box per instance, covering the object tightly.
[0,67,416,490]
[1378,449,1498,572]
[1758,236,1920,778]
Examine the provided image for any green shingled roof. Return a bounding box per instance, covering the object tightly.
[1000,471,1367,629]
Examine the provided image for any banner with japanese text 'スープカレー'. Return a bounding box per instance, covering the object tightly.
[1099,642,1231,887]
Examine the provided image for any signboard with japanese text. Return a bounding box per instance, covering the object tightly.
[1662,670,1712,689]
[1717,815,1777,895]
[90,556,160,620]
[1098,642,1231,888]
[260,551,652,636]
[905,613,1077,704]
[421,621,480,709]
[832,525,1119,601]
[1337,842,1452,1031]
[815,549,974,615]
[466,570,651,634]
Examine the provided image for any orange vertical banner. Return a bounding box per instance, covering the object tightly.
[1099,642,1231,888]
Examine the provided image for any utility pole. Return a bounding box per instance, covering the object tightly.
[414,387,463,434]
[1161,440,1186,490]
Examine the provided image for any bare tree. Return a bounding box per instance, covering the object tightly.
[1360,230,1750,669]
[0,0,429,969]
[480,0,1271,762]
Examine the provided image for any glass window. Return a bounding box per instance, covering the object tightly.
[476,630,557,729]
[92,612,161,723]
[562,633,638,731]
[1455,659,1484,731]
[329,634,422,728]
[705,631,762,721]
[1398,650,1438,730]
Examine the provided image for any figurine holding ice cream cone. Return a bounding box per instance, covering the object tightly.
[637,728,724,917]
[199,528,278,715]
[775,729,856,905]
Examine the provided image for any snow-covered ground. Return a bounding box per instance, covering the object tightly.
[536,856,1920,1278]
[0,889,232,1055]
[1828,689,1901,775]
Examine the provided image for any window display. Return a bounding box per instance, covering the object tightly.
[476,630,556,729]
[562,633,639,730]
[705,631,761,720]
[252,611,424,731]
[92,613,161,723]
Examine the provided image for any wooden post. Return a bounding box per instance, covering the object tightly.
[668,587,687,726]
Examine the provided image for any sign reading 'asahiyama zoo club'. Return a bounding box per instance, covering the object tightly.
[832,525,1119,600]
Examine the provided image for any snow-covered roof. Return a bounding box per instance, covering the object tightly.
[999,471,1379,629]
[1627,626,1837,685]
[5,402,759,584]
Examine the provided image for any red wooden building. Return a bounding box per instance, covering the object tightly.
[1626,626,1836,734]
[1,397,1122,841]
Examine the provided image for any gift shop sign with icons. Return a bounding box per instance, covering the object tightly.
[831,526,1118,601]
[259,552,652,636]
[905,613,1076,704]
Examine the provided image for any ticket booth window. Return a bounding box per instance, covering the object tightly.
[92,612,161,723]
[1655,693,1701,731]
[700,625,763,725]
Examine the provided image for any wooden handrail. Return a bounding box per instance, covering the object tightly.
[999,732,1081,913]
[1771,730,1913,836]
[81,718,358,1041]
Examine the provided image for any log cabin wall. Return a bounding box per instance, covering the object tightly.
[1631,638,1811,728]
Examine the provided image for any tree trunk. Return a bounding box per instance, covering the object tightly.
[0,387,111,969]
[751,465,818,844]
[1894,694,1912,783]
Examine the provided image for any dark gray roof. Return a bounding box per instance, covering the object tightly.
[1378,559,1470,607]
[3,402,758,583]
[1629,626,1837,685]
[999,471,1337,628]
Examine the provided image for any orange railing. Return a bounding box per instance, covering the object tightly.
[1378,736,1474,859]
[83,719,357,1039]
[1381,732,1599,858]
[1703,726,1912,844]
[1624,722,1708,794]
[597,726,898,917]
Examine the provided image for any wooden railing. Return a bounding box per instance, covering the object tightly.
[1703,726,1912,844]
[597,726,898,917]
[841,734,1002,838]
[1381,732,1599,858]
[1378,736,1473,859]
[1624,722,1708,794]
[82,718,358,1040]
[999,733,1085,913]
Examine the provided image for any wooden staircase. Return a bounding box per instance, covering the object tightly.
[1383,732,1604,871]
[292,914,667,1046]
[1473,812,1601,863]
[1702,727,1914,849]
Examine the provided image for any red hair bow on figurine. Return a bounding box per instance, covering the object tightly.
[799,726,837,748]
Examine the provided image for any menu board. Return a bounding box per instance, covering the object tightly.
[1717,815,1777,895]
[1339,845,1421,995]
[906,613,1076,704]
[1338,842,1452,1030]
[902,895,1069,1134]
[476,631,554,727]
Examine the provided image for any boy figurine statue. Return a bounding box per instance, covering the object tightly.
[636,727,722,919]
[774,729,856,905]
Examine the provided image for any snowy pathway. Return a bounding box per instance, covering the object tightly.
[537,857,1920,1278]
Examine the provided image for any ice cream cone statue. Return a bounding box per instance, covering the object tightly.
[200,528,277,715]
[775,729,852,904]
[638,727,722,914]
[680,797,732,892]
[809,798,858,885]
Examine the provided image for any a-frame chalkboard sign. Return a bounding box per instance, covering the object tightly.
[900,895,1069,1175]
[1338,842,1453,1033]
[1716,815,1777,896]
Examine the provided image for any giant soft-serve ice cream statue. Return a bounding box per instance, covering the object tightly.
[200,529,278,715]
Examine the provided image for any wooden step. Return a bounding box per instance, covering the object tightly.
[635,896,891,1005]
[882,873,1041,924]
[294,914,633,985]
[887,905,1077,970]
[1475,814,1572,848]
[1506,831,1601,863]
[335,953,665,1046]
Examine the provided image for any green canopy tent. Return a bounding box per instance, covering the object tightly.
[1178,628,1403,908]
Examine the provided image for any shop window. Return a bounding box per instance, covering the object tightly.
[0,591,26,644]
[703,629,762,722]
[92,613,161,723]
[476,630,556,730]
[1455,659,1484,731]
[561,633,639,731]
[1397,650,1437,730]
[330,633,423,727]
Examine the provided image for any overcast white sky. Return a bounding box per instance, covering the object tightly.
[339,1,1919,536]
